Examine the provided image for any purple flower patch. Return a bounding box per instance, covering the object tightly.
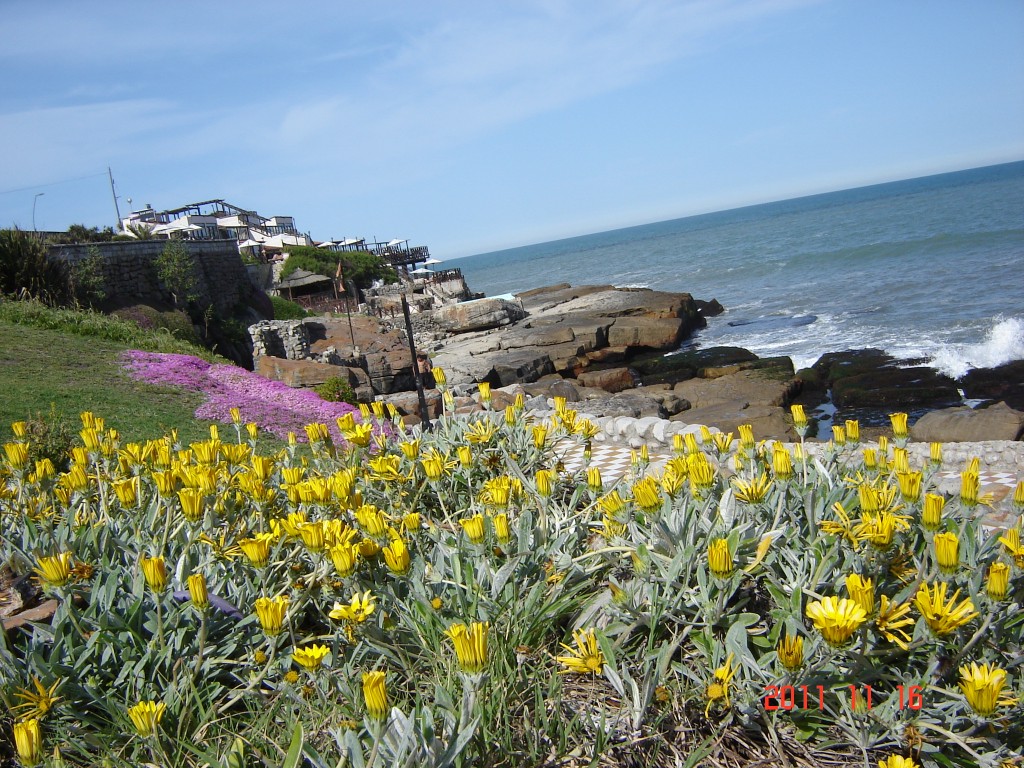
[120,350,372,443]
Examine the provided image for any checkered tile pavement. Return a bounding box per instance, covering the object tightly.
[551,439,1021,527]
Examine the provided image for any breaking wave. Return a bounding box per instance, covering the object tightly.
[928,316,1024,379]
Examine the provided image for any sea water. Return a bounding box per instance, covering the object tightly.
[456,161,1024,378]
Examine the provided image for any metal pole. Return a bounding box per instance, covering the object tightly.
[32,193,44,231]
[108,167,122,228]
[402,294,431,431]
[345,279,357,351]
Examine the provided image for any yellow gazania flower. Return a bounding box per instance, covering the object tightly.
[186,573,210,610]
[958,662,1017,718]
[481,475,516,508]
[914,582,978,636]
[329,543,360,577]
[737,424,755,450]
[254,595,289,636]
[362,671,388,720]
[863,448,878,471]
[249,454,275,481]
[897,471,922,503]
[845,574,875,616]
[492,513,512,543]
[459,514,486,544]
[532,425,548,449]
[12,676,63,721]
[464,419,498,444]
[660,465,686,497]
[892,448,910,474]
[922,493,945,531]
[631,476,662,514]
[585,466,603,493]
[929,441,943,466]
[448,621,489,673]
[999,527,1024,568]
[986,562,1011,600]
[856,511,910,550]
[707,538,734,579]
[238,533,274,567]
[456,445,473,467]
[556,628,605,675]
[806,596,868,647]
[355,504,389,536]
[367,454,405,483]
[152,469,178,497]
[933,531,960,574]
[298,521,327,552]
[35,552,74,588]
[1013,479,1024,509]
[382,536,411,574]
[705,653,736,715]
[401,512,421,532]
[358,538,381,558]
[890,412,909,440]
[844,419,860,443]
[601,513,627,539]
[330,591,376,623]
[13,718,43,767]
[343,423,374,448]
[432,366,447,386]
[304,422,330,444]
[790,404,808,431]
[398,439,421,460]
[832,425,846,446]
[177,487,205,522]
[112,477,140,508]
[127,700,166,737]
[535,469,554,498]
[420,450,448,481]
[733,473,772,504]
[777,635,804,671]
[772,446,794,480]
[819,502,861,546]
[960,471,981,507]
[140,555,167,592]
[875,595,914,650]
[688,454,716,494]
[878,757,919,768]
[292,644,330,671]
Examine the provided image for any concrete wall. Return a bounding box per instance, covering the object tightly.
[48,239,256,314]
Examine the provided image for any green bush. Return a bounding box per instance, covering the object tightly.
[279,246,397,288]
[67,246,108,308]
[111,304,203,346]
[154,240,201,311]
[0,227,70,305]
[269,295,309,320]
[18,405,75,471]
[314,375,358,405]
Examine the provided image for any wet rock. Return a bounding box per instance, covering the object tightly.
[632,346,758,386]
[813,349,961,411]
[960,361,1024,411]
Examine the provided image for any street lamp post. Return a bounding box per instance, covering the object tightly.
[32,193,45,232]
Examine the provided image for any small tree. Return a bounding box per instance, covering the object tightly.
[155,240,201,310]
[67,246,108,308]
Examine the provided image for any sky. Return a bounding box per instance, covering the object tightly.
[1,0,1022,259]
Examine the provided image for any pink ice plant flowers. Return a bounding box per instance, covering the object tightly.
[120,351,379,443]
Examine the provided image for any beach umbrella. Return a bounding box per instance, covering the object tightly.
[410,267,433,275]
[317,241,336,248]
[423,258,443,265]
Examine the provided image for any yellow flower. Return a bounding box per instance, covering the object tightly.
[343,423,374,448]
[239,534,273,567]
[922,494,945,531]
[12,677,62,721]
[359,538,381,558]
[362,671,388,720]
[687,454,716,494]
[492,513,511,543]
[705,653,735,715]
[875,595,914,650]
[845,419,860,443]
[707,538,734,579]
[819,502,861,546]
[933,531,959,574]
[890,412,908,440]
[863,448,878,471]
[791,404,808,431]
[401,512,421,532]
[464,419,498,444]
[777,635,804,672]
[447,621,489,673]
[772,446,794,480]
[878,757,919,768]
[254,595,289,636]
[832,425,846,446]
[127,700,166,737]
[914,582,978,636]
[177,487,205,522]
[960,471,981,507]
[382,536,411,574]
[292,644,329,671]
[856,511,909,550]
[355,504,389,536]
[456,445,473,467]
[532,425,548,448]
[806,596,868,647]
[959,663,1018,718]
[459,514,486,544]
[34,552,74,588]
[13,718,43,767]
[329,591,376,623]
[329,543,360,577]
[432,366,447,386]
[999,527,1024,568]
[187,573,210,610]
[986,562,1011,600]
[845,574,875,616]
[477,382,491,402]
[737,424,755,450]
[897,471,922,503]
[586,466,603,493]
[112,477,140,508]
[733,473,772,504]
[631,476,662,514]
[535,469,554,498]
[140,555,168,592]
[712,431,734,455]
[556,628,605,675]
[420,450,447,481]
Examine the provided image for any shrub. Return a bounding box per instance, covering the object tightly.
[67,246,108,308]
[18,406,75,471]
[0,227,70,304]
[154,240,201,311]
[269,294,309,320]
[314,376,358,405]
[279,246,397,288]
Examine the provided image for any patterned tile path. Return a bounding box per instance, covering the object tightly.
[552,440,1022,530]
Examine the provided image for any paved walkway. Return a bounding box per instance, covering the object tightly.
[553,440,1022,530]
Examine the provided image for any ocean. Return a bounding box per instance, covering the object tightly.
[455,161,1024,378]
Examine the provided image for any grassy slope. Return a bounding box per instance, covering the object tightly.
[0,319,214,445]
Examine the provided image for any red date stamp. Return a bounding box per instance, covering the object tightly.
[763,684,925,711]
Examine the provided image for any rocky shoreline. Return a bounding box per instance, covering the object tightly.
[249,282,1024,446]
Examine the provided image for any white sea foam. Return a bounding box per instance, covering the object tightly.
[928,317,1024,379]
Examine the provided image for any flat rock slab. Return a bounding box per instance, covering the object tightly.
[671,401,795,441]
[911,402,1024,443]
[673,369,800,410]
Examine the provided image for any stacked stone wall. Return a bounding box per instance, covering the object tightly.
[48,239,256,314]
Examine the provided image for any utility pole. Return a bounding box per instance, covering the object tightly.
[108,167,122,229]
[402,294,431,431]
[32,193,44,232]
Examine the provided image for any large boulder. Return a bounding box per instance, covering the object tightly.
[607,316,686,350]
[577,367,638,394]
[911,402,1024,442]
[255,357,372,400]
[379,389,444,420]
[672,368,800,411]
[671,401,795,441]
[432,297,527,333]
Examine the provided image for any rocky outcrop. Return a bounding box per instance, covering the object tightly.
[911,402,1024,443]
[432,297,527,333]
[806,349,961,410]
[577,367,638,393]
[960,361,1024,411]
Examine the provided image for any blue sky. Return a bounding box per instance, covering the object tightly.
[2,0,1022,258]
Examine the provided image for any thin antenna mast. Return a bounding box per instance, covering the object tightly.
[108,167,122,229]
